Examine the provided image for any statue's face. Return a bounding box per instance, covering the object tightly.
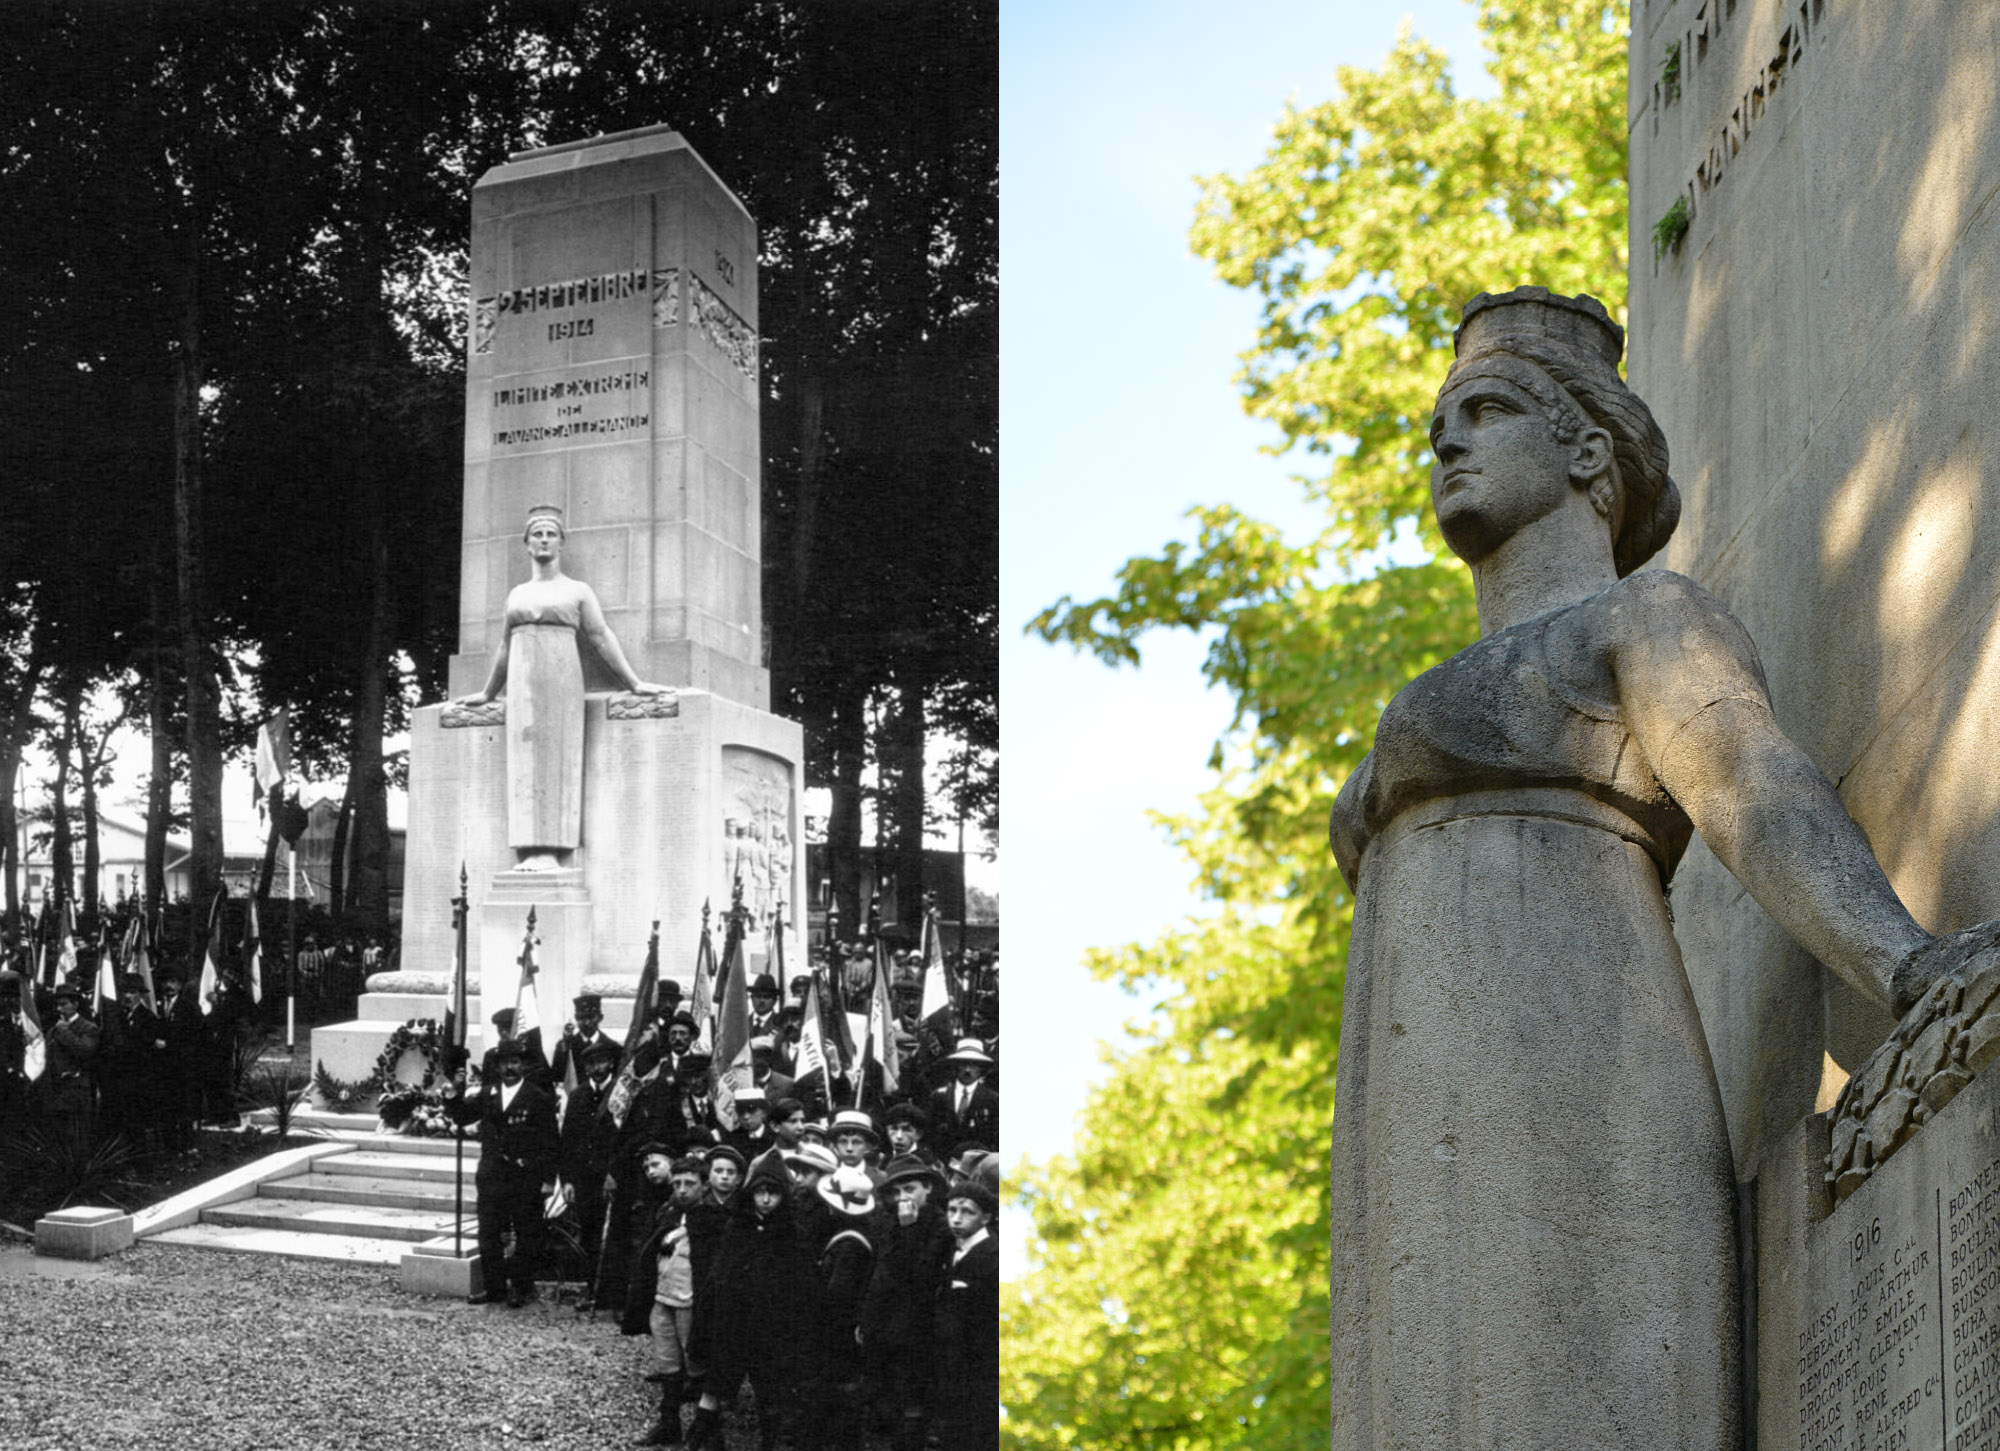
[1429,374,1584,566]
[524,518,563,558]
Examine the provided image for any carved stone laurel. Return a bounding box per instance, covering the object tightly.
[606,691,680,720]
[363,971,453,995]
[1826,920,2000,1202]
[442,699,505,729]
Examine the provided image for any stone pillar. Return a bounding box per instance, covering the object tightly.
[452,122,766,710]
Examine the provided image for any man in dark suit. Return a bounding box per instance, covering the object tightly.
[923,1039,998,1160]
[550,993,616,1088]
[451,1036,561,1307]
[558,1039,621,1305]
[479,1006,551,1089]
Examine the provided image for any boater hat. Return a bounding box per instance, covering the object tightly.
[942,1038,994,1067]
[817,1165,877,1217]
[783,1143,838,1176]
[830,1109,879,1144]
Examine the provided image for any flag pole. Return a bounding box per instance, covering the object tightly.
[451,864,469,1259]
[285,805,297,1055]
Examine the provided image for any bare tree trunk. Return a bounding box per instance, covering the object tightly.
[0,641,46,920]
[878,682,927,933]
[173,221,223,962]
[329,773,355,918]
[347,519,394,934]
[145,594,172,910]
[51,687,77,913]
[79,712,104,921]
[826,675,868,943]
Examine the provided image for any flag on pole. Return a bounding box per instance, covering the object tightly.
[919,906,957,1035]
[93,921,119,1018]
[793,975,834,1117]
[243,895,264,1005]
[126,915,157,1013]
[255,710,292,797]
[54,895,77,985]
[601,922,664,1129]
[863,936,901,1099]
[514,906,542,1040]
[443,866,470,1067]
[197,887,225,1015]
[710,928,753,1131]
[18,967,44,1082]
[688,912,718,1053]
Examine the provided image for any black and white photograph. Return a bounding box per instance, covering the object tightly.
[0,6,995,1449]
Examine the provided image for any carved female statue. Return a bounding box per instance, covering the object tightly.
[458,505,670,871]
[1328,288,1958,1448]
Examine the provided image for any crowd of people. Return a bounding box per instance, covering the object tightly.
[0,897,1002,1451]
[457,939,1000,1451]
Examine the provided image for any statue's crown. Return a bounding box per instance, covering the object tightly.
[1454,287,1624,371]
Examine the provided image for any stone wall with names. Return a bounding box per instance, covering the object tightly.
[1777,1066,2000,1451]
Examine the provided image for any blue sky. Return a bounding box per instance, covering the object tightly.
[1000,0,1496,1272]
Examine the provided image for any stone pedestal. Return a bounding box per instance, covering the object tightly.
[37,1206,133,1260]
[480,868,592,1026]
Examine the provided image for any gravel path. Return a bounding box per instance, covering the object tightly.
[0,1243,820,1450]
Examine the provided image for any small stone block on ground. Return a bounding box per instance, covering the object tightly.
[402,1237,482,1299]
[36,1206,134,1260]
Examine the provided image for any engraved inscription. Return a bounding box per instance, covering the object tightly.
[1655,0,1826,253]
[1951,1159,2000,1449]
[490,364,651,448]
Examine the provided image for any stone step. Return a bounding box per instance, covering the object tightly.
[260,1171,479,1213]
[318,1150,473,1184]
[253,1107,381,1134]
[148,1222,411,1266]
[200,1198,468,1243]
[312,1128,482,1158]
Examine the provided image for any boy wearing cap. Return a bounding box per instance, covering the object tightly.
[46,983,99,1153]
[721,1085,773,1159]
[828,1109,886,1187]
[931,1182,1000,1451]
[861,1156,952,1450]
[623,1151,707,1447]
[686,1151,807,1451]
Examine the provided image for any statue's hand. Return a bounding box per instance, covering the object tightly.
[1891,922,2000,1017]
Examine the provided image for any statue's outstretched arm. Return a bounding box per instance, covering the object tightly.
[459,630,510,706]
[578,586,669,695]
[1611,572,1933,1012]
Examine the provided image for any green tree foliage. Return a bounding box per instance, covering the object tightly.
[1006,6,1629,1447]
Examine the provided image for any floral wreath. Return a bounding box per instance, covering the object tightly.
[373,1017,448,1090]
[311,1061,381,1110]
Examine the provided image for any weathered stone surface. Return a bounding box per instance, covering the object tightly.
[451,124,766,711]
[1760,1064,2000,1451]
[36,1207,132,1260]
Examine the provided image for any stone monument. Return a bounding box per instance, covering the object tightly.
[314,125,804,1082]
[1313,2,2000,1447]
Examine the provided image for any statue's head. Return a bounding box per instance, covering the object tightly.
[1429,288,1677,577]
[522,504,567,544]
